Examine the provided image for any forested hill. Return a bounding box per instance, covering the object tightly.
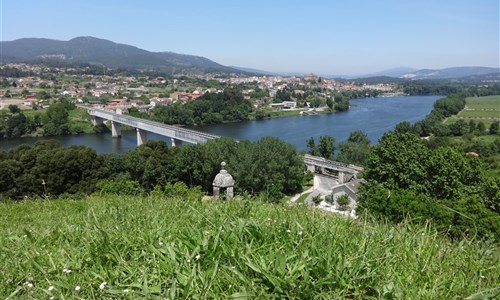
[0,36,241,74]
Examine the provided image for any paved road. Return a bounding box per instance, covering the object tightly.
[288,174,338,205]
[302,174,338,205]
[315,174,338,193]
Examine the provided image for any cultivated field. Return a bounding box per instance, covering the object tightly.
[0,195,498,299]
[0,98,30,110]
[445,95,500,126]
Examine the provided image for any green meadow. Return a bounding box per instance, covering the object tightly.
[445,95,499,127]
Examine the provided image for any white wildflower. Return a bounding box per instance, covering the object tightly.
[286,229,291,233]
[50,297,55,300]
[195,254,201,260]
[99,281,107,290]
[75,285,81,292]
[123,289,129,293]
[158,241,163,246]
[298,231,303,236]
[26,282,33,288]
[62,268,72,274]
[48,285,54,291]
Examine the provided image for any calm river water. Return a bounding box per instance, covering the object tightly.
[0,95,440,153]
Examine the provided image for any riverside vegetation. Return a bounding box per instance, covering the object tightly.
[1,194,499,299]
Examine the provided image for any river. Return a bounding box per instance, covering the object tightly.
[0,95,440,153]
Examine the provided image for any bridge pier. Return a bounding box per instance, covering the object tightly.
[91,116,104,126]
[171,138,183,147]
[137,128,147,146]
[111,121,121,138]
[338,171,345,184]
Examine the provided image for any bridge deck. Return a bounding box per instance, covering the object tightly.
[302,154,363,173]
[85,107,219,144]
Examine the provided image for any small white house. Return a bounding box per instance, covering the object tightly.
[270,101,296,110]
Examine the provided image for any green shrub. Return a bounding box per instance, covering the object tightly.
[312,195,322,205]
[96,178,144,196]
[324,194,333,203]
[337,194,350,209]
[164,182,202,200]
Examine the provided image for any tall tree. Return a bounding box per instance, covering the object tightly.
[364,132,429,192]
[42,103,69,135]
[489,121,499,135]
[336,130,371,166]
[326,97,334,110]
[318,135,336,160]
[306,137,320,156]
[8,105,21,114]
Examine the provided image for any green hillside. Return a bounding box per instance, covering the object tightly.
[0,37,241,74]
[1,195,498,299]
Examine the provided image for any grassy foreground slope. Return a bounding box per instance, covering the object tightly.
[1,196,498,299]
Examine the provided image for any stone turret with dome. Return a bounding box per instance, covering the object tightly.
[212,162,234,198]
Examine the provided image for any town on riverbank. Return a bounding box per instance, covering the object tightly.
[0,63,395,112]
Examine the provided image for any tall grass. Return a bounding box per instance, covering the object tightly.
[0,195,498,299]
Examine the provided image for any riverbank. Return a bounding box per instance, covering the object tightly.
[264,107,333,119]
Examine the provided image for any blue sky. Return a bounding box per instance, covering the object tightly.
[1,0,499,75]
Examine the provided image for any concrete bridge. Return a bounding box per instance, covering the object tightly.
[302,154,363,183]
[85,107,220,146]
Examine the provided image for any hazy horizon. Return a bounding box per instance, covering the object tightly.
[1,0,499,75]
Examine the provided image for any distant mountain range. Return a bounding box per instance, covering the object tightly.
[1,36,498,80]
[230,66,306,77]
[397,66,499,80]
[0,36,241,74]
[234,66,499,81]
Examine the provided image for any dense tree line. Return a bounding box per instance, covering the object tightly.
[409,93,467,137]
[0,140,108,199]
[0,101,84,139]
[359,131,499,239]
[402,81,500,97]
[103,137,304,199]
[333,93,350,111]
[151,88,253,126]
[0,66,35,78]
[402,81,463,96]
[0,105,37,139]
[0,137,306,201]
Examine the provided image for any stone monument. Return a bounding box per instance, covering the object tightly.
[212,161,234,198]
